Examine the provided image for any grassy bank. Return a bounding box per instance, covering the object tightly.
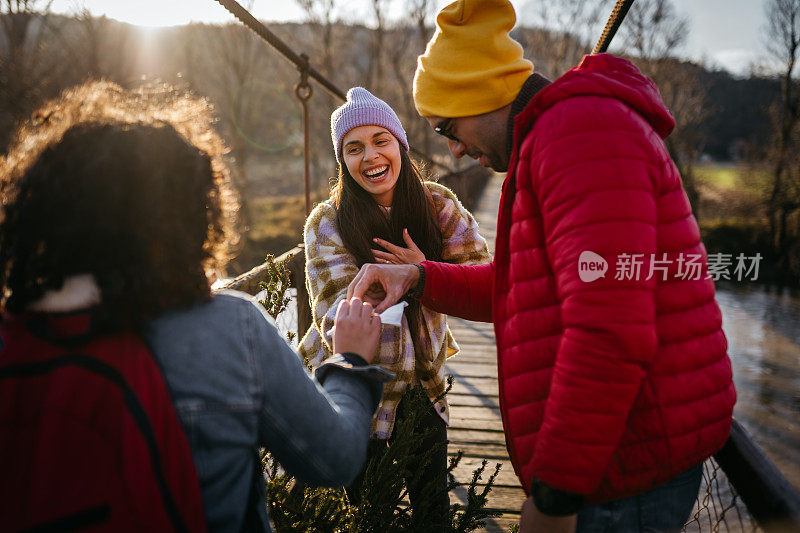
[695,163,798,286]
[232,193,326,273]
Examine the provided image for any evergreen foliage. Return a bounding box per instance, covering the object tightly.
[258,254,296,343]
[257,265,503,532]
[263,384,502,532]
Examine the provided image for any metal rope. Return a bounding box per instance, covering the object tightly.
[295,55,313,216]
[212,0,455,174]
[592,0,636,55]
[214,0,345,100]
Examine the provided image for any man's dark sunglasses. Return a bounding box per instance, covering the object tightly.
[434,118,459,143]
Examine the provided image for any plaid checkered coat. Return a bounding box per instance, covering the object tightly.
[298,182,491,439]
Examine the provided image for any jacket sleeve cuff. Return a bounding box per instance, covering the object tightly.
[314,353,394,408]
[315,353,394,383]
[530,477,584,516]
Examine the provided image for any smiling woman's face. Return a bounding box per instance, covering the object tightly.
[341,125,402,206]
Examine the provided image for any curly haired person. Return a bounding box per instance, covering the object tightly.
[0,81,388,532]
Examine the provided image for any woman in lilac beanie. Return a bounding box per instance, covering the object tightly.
[299,87,491,526]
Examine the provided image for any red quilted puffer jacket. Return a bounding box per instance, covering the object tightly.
[421,54,736,504]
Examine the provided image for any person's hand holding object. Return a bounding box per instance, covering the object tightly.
[332,297,381,363]
[347,264,421,314]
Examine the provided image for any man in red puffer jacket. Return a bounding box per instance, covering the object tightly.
[348,0,736,532]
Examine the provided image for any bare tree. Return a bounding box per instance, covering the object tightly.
[366,0,387,94]
[0,0,56,149]
[407,0,436,154]
[618,0,706,216]
[518,0,609,78]
[763,0,800,263]
[295,0,337,80]
[294,0,343,192]
[622,0,687,61]
[409,0,435,54]
[52,9,134,81]
[180,17,294,254]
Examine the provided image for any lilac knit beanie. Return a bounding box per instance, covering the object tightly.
[331,87,409,164]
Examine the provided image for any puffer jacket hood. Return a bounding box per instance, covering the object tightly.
[514,54,675,148]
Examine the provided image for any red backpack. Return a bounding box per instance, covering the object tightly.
[0,311,207,532]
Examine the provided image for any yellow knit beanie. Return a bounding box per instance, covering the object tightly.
[413,0,533,118]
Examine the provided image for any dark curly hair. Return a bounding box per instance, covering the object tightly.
[0,81,238,332]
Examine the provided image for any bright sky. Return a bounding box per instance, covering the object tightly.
[49,0,768,76]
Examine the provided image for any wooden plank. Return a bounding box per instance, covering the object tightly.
[450,457,521,488]
[448,442,510,460]
[446,394,503,408]
[450,321,494,330]
[449,404,502,421]
[449,369,496,378]
[448,363,497,372]
[449,380,499,397]
[448,428,507,446]
[449,337,495,345]
[449,349,497,359]
[450,419,504,432]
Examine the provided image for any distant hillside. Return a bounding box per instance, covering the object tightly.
[1,12,782,164]
[701,70,780,160]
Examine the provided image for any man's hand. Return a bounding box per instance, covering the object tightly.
[519,496,577,533]
[332,297,381,363]
[372,229,425,265]
[347,263,420,313]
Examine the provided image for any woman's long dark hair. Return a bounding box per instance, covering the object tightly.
[332,145,443,367]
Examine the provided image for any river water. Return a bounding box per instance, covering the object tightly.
[716,284,800,491]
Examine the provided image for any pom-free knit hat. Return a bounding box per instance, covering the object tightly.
[331,87,409,164]
[413,0,533,118]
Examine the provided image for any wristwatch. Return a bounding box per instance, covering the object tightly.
[530,477,584,516]
[405,263,426,300]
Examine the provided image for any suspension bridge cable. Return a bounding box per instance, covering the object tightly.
[592,0,635,55]
[214,0,345,101]
[212,0,455,174]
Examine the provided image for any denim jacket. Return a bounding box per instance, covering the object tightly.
[145,291,388,532]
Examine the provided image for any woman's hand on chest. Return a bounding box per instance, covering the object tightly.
[372,228,425,265]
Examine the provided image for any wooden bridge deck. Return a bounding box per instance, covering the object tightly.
[444,174,525,532]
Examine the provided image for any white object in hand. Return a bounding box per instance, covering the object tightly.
[328,300,409,338]
[379,301,408,326]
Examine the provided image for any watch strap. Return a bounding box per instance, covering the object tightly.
[406,263,426,300]
[530,477,584,516]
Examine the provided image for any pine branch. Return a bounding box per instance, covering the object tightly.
[257,253,291,320]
